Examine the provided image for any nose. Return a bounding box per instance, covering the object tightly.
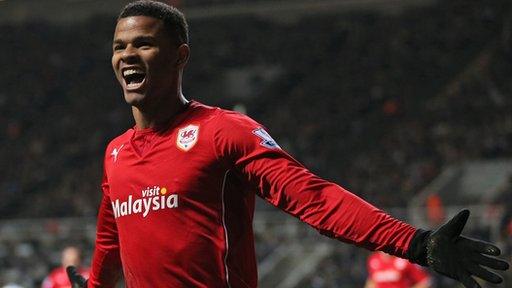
[121,45,139,63]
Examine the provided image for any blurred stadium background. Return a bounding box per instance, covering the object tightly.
[1,0,511,287]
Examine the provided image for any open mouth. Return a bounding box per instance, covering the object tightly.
[122,68,146,90]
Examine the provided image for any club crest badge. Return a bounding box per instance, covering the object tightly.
[177,124,199,151]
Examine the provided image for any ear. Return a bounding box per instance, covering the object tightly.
[176,44,190,68]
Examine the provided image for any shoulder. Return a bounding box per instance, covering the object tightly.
[212,110,272,146]
[192,103,282,158]
[216,108,260,126]
[190,101,264,136]
[190,101,259,125]
[212,109,264,136]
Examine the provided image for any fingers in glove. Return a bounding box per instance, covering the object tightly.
[439,209,470,239]
[66,266,87,286]
[66,266,78,279]
[460,273,481,288]
[471,253,510,271]
[466,263,503,284]
[459,237,501,256]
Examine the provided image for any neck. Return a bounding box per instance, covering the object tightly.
[132,89,188,131]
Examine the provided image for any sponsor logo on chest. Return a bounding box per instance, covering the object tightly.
[176,124,199,151]
[111,185,178,218]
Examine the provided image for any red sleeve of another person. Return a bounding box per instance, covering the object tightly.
[88,168,123,288]
[213,111,417,256]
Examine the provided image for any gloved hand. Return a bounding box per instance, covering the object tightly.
[66,266,88,288]
[407,209,510,288]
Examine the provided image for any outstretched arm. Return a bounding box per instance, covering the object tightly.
[213,111,509,288]
[214,112,417,255]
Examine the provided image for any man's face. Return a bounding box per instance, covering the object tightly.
[61,247,81,267]
[112,16,178,107]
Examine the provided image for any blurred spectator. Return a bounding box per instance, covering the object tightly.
[41,246,90,288]
[0,0,509,219]
[365,251,431,288]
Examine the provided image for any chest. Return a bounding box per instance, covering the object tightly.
[106,132,226,215]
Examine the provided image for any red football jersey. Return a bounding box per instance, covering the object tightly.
[88,101,417,288]
[367,252,430,288]
[42,267,90,288]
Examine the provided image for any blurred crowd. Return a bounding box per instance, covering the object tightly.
[1,0,510,218]
[0,0,511,286]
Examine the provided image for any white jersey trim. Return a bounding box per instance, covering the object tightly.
[221,169,232,288]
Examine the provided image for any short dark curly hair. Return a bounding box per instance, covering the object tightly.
[118,0,189,46]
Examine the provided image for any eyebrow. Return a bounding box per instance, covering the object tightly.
[113,35,156,45]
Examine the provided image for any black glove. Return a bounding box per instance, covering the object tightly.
[407,209,510,288]
[66,266,88,288]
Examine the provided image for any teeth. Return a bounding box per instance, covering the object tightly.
[123,69,144,77]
